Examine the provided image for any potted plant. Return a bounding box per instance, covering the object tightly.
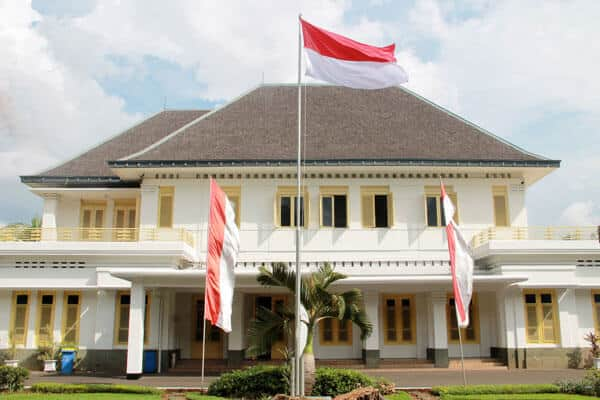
[37,343,58,372]
[584,331,600,368]
[4,333,19,367]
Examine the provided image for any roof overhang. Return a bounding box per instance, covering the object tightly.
[20,175,140,188]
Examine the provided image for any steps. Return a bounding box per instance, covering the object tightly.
[168,357,506,375]
[448,358,507,370]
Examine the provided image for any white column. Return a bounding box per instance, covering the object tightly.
[53,291,64,344]
[140,185,159,229]
[0,291,11,349]
[26,293,38,349]
[227,292,245,367]
[41,194,59,241]
[362,291,380,367]
[94,290,115,349]
[558,288,578,348]
[427,291,448,367]
[126,281,146,378]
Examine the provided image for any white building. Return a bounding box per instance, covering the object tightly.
[1,84,599,378]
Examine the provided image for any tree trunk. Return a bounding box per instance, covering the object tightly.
[303,352,316,395]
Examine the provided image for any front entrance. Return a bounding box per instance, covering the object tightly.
[191,295,223,359]
[254,295,287,360]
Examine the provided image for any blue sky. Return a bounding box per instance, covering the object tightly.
[1,0,598,226]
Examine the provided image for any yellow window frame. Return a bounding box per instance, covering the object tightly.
[446,293,479,344]
[113,199,139,241]
[381,294,416,345]
[523,289,560,344]
[36,291,56,347]
[319,186,349,228]
[114,291,151,345]
[360,186,394,228]
[10,291,31,346]
[592,290,600,334]
[492,186,509,227]
[61,291,81,345]
[424,186,458,226]
[275,186,309,228]
[319,318,353,346]
[222,186,241,227]
[158,187,174,228]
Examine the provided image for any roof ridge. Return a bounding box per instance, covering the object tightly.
[120,85,262,161]
[37,109,164,176]
[395,85,549,160]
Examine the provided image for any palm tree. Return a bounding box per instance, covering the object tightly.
[246,262,372,394]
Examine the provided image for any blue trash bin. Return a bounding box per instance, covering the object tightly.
[60,349,76,375]
[143,350,157,374]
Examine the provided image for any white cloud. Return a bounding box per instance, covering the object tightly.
[560,201,600,226]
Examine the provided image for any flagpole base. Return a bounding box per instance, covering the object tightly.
[126,373,142,380]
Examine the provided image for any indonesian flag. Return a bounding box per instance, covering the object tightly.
[300,17,408,89]
[441,182,474,328]
[204,179,240,333]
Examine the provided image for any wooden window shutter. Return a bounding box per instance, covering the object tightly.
[362,194,374,228]
[387,192,394,228]
[158,187,174,228]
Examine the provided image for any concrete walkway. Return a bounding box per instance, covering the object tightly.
[26,369,587,389]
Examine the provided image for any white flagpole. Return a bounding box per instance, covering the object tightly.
[201,316,207,386]
[295,13,303,398]
[456,312,467,386]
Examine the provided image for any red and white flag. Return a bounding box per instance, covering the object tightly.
[204,179,240,333]
[300,17,408,89]
[441,182,474,328]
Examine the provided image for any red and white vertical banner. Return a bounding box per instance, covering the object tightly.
[441,182,474,328]
[204,179,240,333]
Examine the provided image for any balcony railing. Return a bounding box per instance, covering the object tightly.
[470,226,599,247]
[0,227,196,248]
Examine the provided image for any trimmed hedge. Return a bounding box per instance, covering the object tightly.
[442,394,592,400]
[207,365,392,398]
[432,384,560,396]
[385,392,412,400]
[207,365,289,399]
[30,382,161,395]
[0,366,29,392]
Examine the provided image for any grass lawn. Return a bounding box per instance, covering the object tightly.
[385,392,412,400]
[0,394,160,400]
[442,394,594,400]
[185,395,229,400]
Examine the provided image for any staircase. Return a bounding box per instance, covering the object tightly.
[448,358,507,370]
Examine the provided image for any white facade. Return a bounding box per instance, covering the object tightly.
[2,85,599,375]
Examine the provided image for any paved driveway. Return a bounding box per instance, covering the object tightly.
[27,369,587,389]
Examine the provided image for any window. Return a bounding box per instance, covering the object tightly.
[593,291,600,334]
[158,187,174,228]
[10,292,30,346]
[492,186,509,227]
[320,319,352,345]
[381,295,415,344]
[113,199,138,241]
[222,186,241,227]
[320,187,348,228]
[80,201,106,240]
[361,186,393,228]
[447,294,479,343]
[425,186,458,227]
[524,290,559,344]
[62,292,81,345]
[115,291,151,345]
[276,187,308,227]
[36,292,55,346]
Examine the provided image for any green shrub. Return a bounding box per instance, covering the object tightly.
[432,384,560,396]
[0,365,29,392]
[207,365,289,399]
[312,367,382,397]
[558,368,600,397]
[30,382,160,395]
